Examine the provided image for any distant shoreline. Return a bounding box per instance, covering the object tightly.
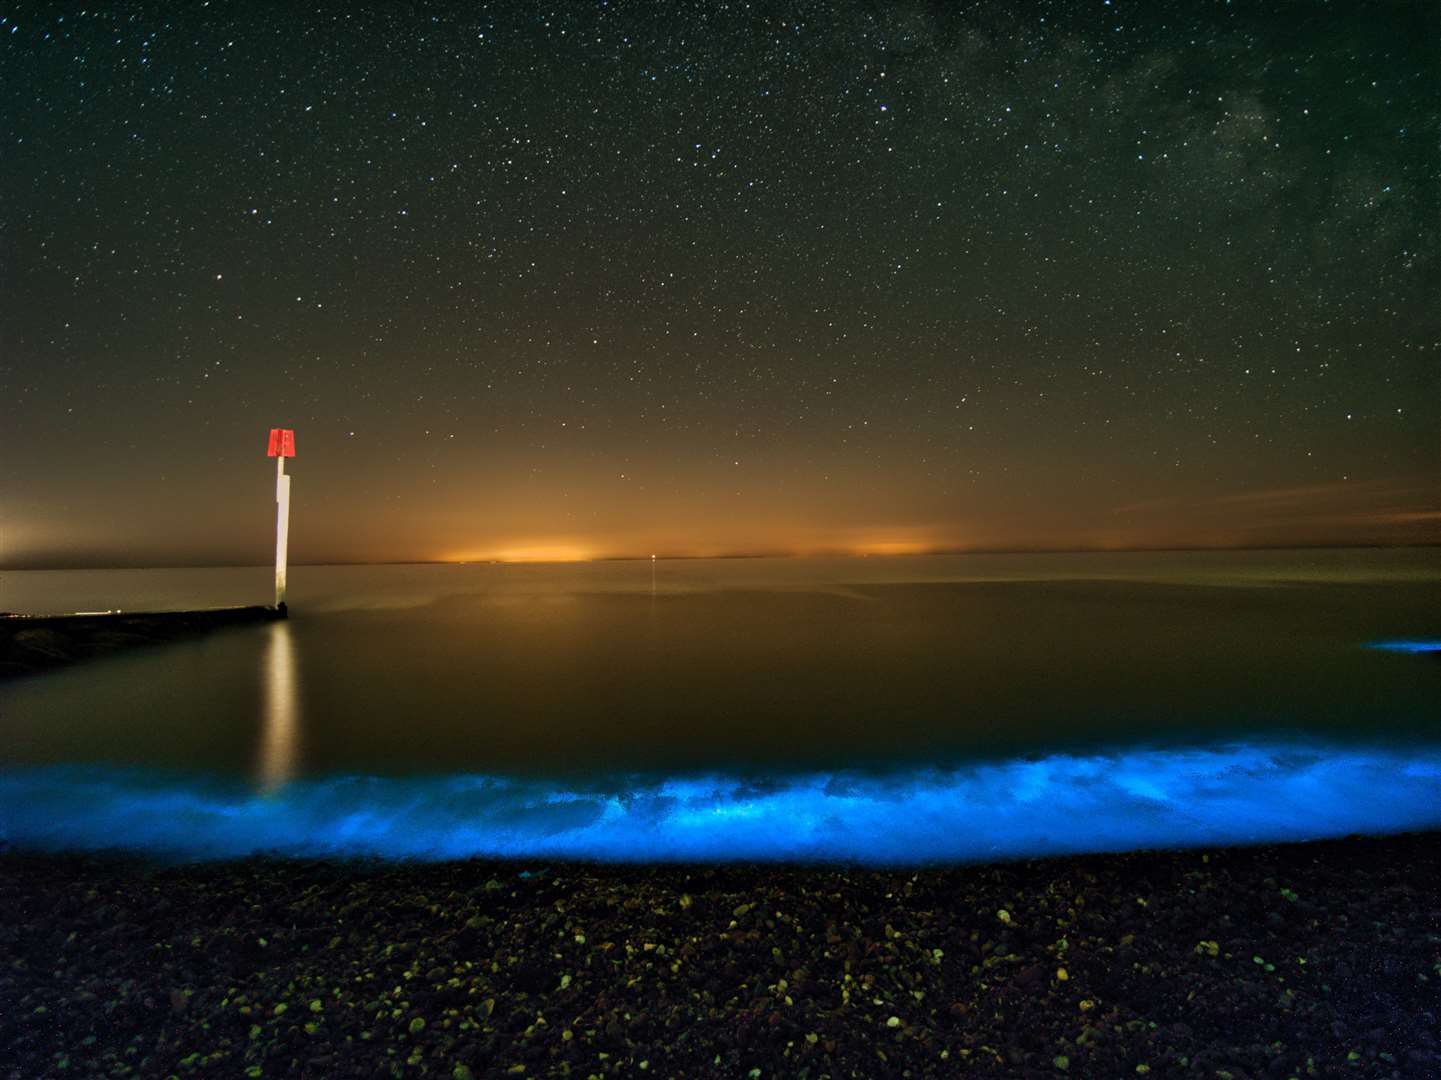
[6,540,1439,573]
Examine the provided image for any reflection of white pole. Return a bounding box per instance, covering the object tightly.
[275,455,291,609]
[258,619,298,793]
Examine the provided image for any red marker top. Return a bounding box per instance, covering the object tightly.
[266,428,296,457]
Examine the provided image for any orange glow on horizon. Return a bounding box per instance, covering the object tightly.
[437,526,950,565]
[847,540,935,557]
[445,541,596,564]
[828,526,944,559]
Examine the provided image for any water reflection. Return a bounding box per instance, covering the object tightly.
[257,620,299,792]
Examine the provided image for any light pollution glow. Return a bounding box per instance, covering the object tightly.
[7,469,1435,570]
[450,542,600,564]
[442,528,939,564]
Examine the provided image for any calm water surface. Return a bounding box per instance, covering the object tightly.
[3,550,1439,862]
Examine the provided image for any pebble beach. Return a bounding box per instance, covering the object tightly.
[2,832,1437,1080]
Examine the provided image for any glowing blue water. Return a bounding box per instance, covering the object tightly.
[1368,640,1441,654]
[3,739,1438,864]
[6,559,1438,863]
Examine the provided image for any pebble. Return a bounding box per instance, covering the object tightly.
[1,835,1434,1079]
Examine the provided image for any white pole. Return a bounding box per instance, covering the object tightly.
[275,454,291,609]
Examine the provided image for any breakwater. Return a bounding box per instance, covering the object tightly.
[0,606,284,680]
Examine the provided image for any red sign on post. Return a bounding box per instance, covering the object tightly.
[266,428,296,457]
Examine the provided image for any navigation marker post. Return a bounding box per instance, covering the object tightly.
[266,428,296,613]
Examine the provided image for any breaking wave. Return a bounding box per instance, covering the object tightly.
[3,739,1439,864]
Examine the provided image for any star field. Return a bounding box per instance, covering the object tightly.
[2,1,1436,566]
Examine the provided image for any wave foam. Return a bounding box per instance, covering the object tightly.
[3,740,1439,864]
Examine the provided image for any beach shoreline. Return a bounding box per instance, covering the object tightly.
[2,831,1436,1079]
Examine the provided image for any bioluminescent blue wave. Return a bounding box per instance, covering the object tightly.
[1367,640,1441,654]
[2,740,1439,864]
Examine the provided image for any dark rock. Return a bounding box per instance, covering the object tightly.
[507,961,549,994]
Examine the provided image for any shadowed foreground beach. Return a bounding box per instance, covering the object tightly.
[2,833,1437,1079]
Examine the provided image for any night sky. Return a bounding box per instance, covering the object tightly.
[3,1,1437,568]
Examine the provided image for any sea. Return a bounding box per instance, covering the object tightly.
[2,548,1439,864]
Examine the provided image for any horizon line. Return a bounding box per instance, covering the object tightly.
[4,539,1438,573]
